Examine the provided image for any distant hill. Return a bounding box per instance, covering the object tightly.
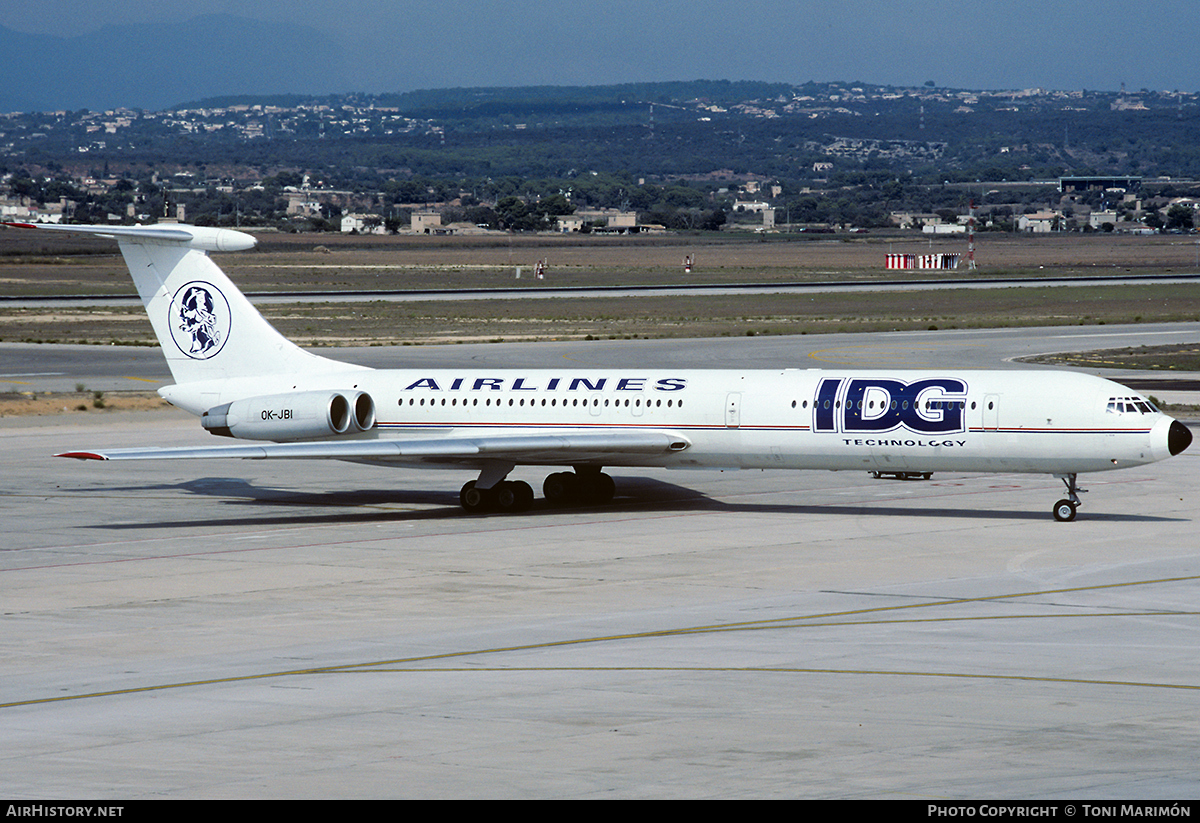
[7,74,1200,187]
[0,15,346,112]
[371,81,797,114]
[172,81,799,119]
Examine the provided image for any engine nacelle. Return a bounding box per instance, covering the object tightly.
[202,391,375,441]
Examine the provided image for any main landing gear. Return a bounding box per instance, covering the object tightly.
[460,479,534,513]
[459,468,616,513]
[1052,473,1087,522]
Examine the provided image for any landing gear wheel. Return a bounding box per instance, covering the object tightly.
[1052,473,1086,522]
[495,480,534,512]
[543,470,615,507]
[1053,499,1077,522]
[460,480,491,512]
[577,471,615,504]
[594,472,615,504]
[462,480,534,513]
[494,482,519,512]
[543,472,579,506]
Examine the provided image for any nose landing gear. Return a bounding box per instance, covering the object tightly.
[1052,473,1086,522]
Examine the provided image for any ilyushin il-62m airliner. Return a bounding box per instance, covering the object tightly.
[7,222,1192,521]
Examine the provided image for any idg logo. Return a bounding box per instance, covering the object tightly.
[814,377,968,434]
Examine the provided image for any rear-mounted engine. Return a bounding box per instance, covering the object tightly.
[201,391,376,440]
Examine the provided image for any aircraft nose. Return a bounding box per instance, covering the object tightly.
[1169,420,1193,456]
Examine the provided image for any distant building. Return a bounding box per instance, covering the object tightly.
[0,195,66,223]
[286,192,322,216]
[342,213,386,234]
[1088,210,1119,230]
[411,211,442,233]
[1116,223,1156,235]
[1059,176,1141,193]
[890,212,943,229]
[574,209,637,231]
[555,214,584,232]
[1018,211,1061,233]
[441,222,495,235]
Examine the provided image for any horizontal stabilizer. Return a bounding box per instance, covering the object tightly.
[3,221,256,252]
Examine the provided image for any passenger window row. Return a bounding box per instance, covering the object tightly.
[400,396,683,409]
[789,399,973,410]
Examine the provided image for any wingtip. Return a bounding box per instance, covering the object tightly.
[55,451,108,461]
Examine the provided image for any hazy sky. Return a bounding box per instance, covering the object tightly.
[9,0,1200,94]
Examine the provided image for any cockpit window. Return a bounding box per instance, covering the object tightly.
[1107,396,1157,414]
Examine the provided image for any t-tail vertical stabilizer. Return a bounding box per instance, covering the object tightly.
[4,222,364,389]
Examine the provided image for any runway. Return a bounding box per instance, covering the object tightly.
[2,329,1199,798]
[4,271,1200,309]
[6,321,1200,395]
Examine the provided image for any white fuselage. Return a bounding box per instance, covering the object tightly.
[162,366,1175,475]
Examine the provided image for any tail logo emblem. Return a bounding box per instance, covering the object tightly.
[168,281,231,359]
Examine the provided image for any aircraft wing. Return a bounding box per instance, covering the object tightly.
[57,429,689,465]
